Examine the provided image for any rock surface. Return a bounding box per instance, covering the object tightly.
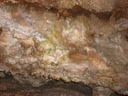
[0,1,128,95]
[0,76,92,96]
[1,0,115,12]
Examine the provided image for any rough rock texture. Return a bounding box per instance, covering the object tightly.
[0,0,128,96]
[0,75,92,96]
[1,0,115,12]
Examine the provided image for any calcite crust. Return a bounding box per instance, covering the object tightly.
[0,1,128,95]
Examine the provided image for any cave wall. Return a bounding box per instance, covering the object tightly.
[0,0,128,95]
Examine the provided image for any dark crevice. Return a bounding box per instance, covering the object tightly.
[0,72,127,96]
[112,0,128,20]
[125,31,128,42]
[0,75,93,96]
[110,92,128,96]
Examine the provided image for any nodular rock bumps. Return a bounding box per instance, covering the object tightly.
[0,0,128,95]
